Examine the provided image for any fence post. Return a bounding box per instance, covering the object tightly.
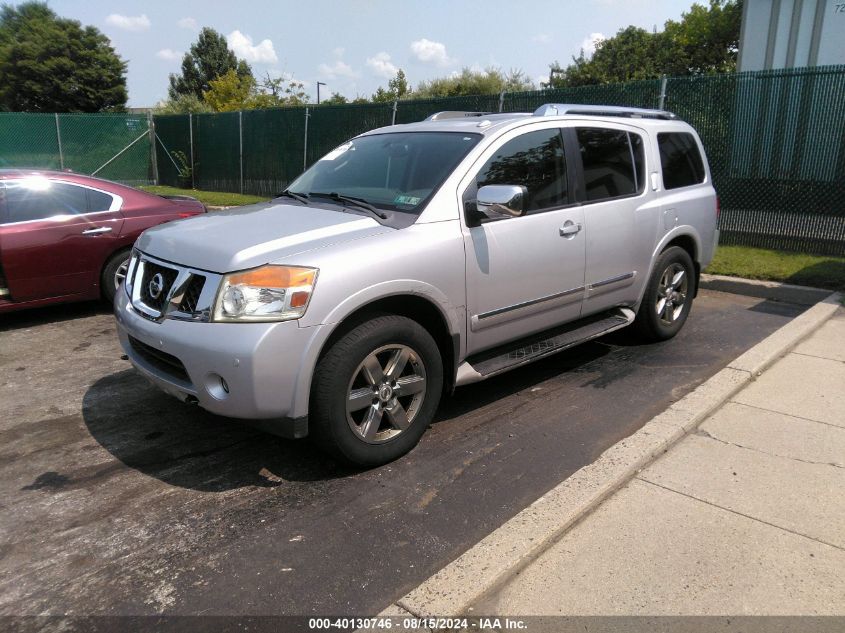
[54,113,64,170]
[498,90,506,113]
[303,107,310,172]
[188,113,195,189]
[148,111,159,185]
[392,100,398,125]
[238,110,244,194]
[658,75,667,110]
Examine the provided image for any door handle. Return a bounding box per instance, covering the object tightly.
[82,226,113,235]
[559,222,582,237]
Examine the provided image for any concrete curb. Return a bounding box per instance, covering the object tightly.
[699,273,832,306]
[382,291,842,619]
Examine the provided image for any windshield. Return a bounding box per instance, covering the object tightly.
[288,132,482,214]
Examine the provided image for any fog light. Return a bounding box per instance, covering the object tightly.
[204,373,230,400]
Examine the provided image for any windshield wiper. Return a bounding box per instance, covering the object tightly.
[310,192,388,220]
[276,189,310,204]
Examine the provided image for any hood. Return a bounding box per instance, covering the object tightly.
[135,201,389,273]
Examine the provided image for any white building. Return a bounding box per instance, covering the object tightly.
[738,0,845,70]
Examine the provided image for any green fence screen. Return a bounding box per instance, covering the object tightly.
[0,112,154,185]
[1,66,843,255]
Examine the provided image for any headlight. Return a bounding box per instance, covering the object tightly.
[213,265,318,322]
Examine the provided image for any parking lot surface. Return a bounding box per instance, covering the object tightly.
[0,290,804,616]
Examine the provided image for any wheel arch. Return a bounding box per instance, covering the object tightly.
[99,245,132,298]
[291,289,462,421]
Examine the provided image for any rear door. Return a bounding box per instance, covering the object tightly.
[570,124,655,317]
[0,178,124,301]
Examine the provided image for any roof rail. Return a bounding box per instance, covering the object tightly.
[424,111,493,121]
[533,104,679,120]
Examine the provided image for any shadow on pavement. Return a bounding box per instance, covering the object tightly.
[81,369,355,492]
[0,300,109,332]
[81,334,630,492]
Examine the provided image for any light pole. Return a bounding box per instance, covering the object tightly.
[316,81,327,104]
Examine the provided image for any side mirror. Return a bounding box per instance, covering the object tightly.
[476,184,527,220]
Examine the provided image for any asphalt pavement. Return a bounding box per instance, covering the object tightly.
[0,290,805,616]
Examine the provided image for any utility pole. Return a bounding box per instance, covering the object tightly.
[316,81,327,104]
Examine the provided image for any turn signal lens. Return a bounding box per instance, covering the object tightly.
[213,265,318,322]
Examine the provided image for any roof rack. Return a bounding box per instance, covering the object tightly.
[533,104,679,120]
[424,111,493,121]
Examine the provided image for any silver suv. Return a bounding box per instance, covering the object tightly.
[115,104,719,466]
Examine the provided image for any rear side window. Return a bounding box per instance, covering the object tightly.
[576,128,644,202]
[658,132,705,189]
[472,128,568,213]
[87,188,115,212]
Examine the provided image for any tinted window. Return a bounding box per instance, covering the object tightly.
[576,128,641,202]
[473,129,568,213]
[87,188,115,211]
[2,180,89,223]
[658,132,705,189]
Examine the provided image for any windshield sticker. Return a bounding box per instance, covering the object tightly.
[320,143,352,161]
[394,194,421,206]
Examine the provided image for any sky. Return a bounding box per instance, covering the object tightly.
[30,0,698,107]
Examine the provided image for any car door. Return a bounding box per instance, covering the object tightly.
[461,125,586,354]
[570,125,652,317]
[0,178,124,302]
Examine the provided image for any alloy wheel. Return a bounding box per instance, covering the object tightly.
[345,344,427,444]
[656,263,688,325]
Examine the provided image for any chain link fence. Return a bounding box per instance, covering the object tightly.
[1,66,843,255]
[0,112,155,185]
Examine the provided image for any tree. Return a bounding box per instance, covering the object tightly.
[202,70,310,111]
[154,93,211,114]
[319,92,348,106]
[413,67,533,98]
[168,27,252,100]
[0,2,127,112]
[372,69,410,102]
[548,0,742,88]
[202,69,255,112]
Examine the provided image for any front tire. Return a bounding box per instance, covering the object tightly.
[101,249,131,305]
[633,246,695,342]
[309,315,443,467]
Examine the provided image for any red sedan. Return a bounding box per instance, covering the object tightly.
[0,170,206,313]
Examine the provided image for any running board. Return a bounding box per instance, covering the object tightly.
[455,308,635,386]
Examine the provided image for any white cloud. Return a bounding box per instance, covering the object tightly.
[105,14,151,32]
[318,59,359,80]
[177,17,198,30]
[156,48,182,61]
[366,52,398,79]
[227,30,278,64]
[532,33,551,44]
[581,32,605,57]
[410,38,454,67]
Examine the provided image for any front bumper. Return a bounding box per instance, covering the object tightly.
[114,289,314,437]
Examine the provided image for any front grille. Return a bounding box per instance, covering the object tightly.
[139,262,179,311]
[178,275,205,314]
[128,336,190,383]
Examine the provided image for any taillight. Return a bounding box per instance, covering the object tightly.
[715,196,720,220]
[177,212,195,218]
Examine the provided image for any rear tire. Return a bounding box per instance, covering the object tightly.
[633,246,695,342]
[309,315,443,467]
[101,248,131,305]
